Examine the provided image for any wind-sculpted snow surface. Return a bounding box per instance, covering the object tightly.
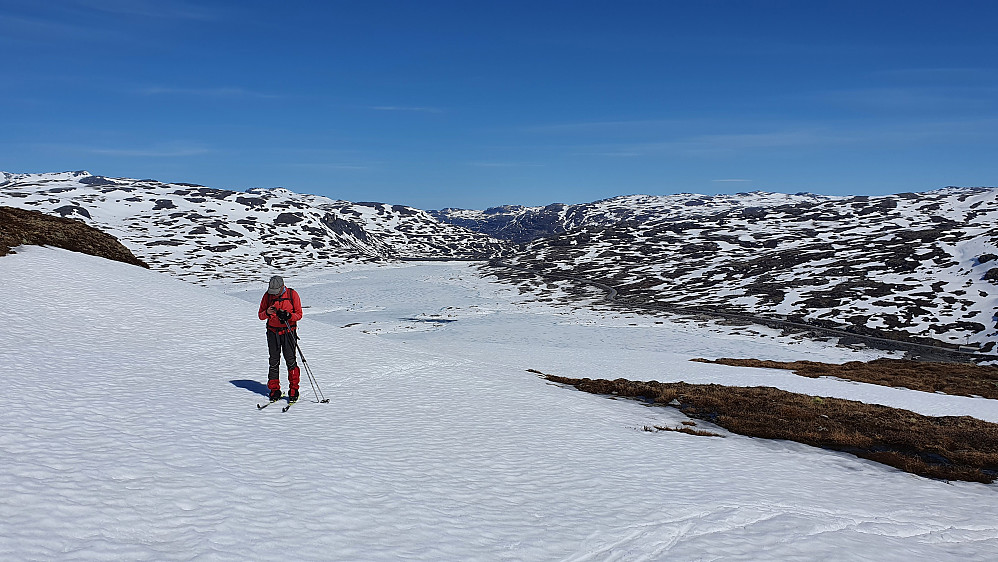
[497,189,998,350]
[2,247,998,560]
[0,171,509,284]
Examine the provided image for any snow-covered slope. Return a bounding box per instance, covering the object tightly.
[0,171,510,284]
[2,245,997,559]
[497,188,998,350]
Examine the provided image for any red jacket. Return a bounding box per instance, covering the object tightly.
[259,287,303,332]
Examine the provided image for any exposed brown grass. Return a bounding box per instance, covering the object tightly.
[542,373,998,483]
[0,206,148,267]
[691,357,998,400]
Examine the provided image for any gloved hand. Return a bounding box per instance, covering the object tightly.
[276,309,291,322]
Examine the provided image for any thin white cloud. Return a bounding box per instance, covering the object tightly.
[572,117,998,159]
[0,14,93,38]
[70,0,218,20]
[573,151,645,157]
[875,67,998,82]
[139,86,281,99]
[814,86,998,111]
[572,130,836,159]
[468,162,543,168]
[682,130,834,152]
[89,146,211,157]
[370,106,443,114]
[287,163,371,171]
[325,164,369,170]
[524,119,691,135]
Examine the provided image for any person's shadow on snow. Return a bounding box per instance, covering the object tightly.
[230,379,270,397]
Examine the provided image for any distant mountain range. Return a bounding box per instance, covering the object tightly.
[0,171,509,284]
[430,192,837,244]
[439,188,997,352]
[3,171,996,350]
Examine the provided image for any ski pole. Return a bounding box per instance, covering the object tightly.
[283,318,329,403]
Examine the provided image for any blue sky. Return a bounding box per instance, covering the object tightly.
[2,0,997,209]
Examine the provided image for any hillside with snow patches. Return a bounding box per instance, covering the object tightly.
[3,171,997,351]
[436,190,998,351]
[430,192,836,244]
[0,171,509,284]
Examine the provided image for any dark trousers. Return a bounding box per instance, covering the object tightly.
[267,330,298,381]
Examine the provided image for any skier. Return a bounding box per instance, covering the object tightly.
[258,275,303,403]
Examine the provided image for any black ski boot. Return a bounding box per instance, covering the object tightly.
[269,389,283,402]
[288,389,299,403]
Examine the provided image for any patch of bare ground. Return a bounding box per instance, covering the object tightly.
[541,372,998,483]
[0,206,147,267]
[692,357,998,400]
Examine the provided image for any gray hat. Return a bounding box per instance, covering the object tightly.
[267,275,285,295]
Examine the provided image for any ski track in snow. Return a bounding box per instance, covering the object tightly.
[1,247,997,560]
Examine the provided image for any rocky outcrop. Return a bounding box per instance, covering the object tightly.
[0,206,148,267]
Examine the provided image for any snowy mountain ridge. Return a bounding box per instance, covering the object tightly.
[497,187,998,351]
[3,170,996,350]
[430,191,839,243]
[0,171,509,284]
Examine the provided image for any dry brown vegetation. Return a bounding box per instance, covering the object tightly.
[0,206,147,267]
[692,357,998,400]
[542,372,998,483]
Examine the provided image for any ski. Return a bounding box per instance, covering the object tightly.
[281,400,298,413]
[257,399,282,410]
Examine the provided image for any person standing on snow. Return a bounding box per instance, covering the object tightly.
[259,275,303,403]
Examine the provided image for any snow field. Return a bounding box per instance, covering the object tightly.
[2,247,998,560]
